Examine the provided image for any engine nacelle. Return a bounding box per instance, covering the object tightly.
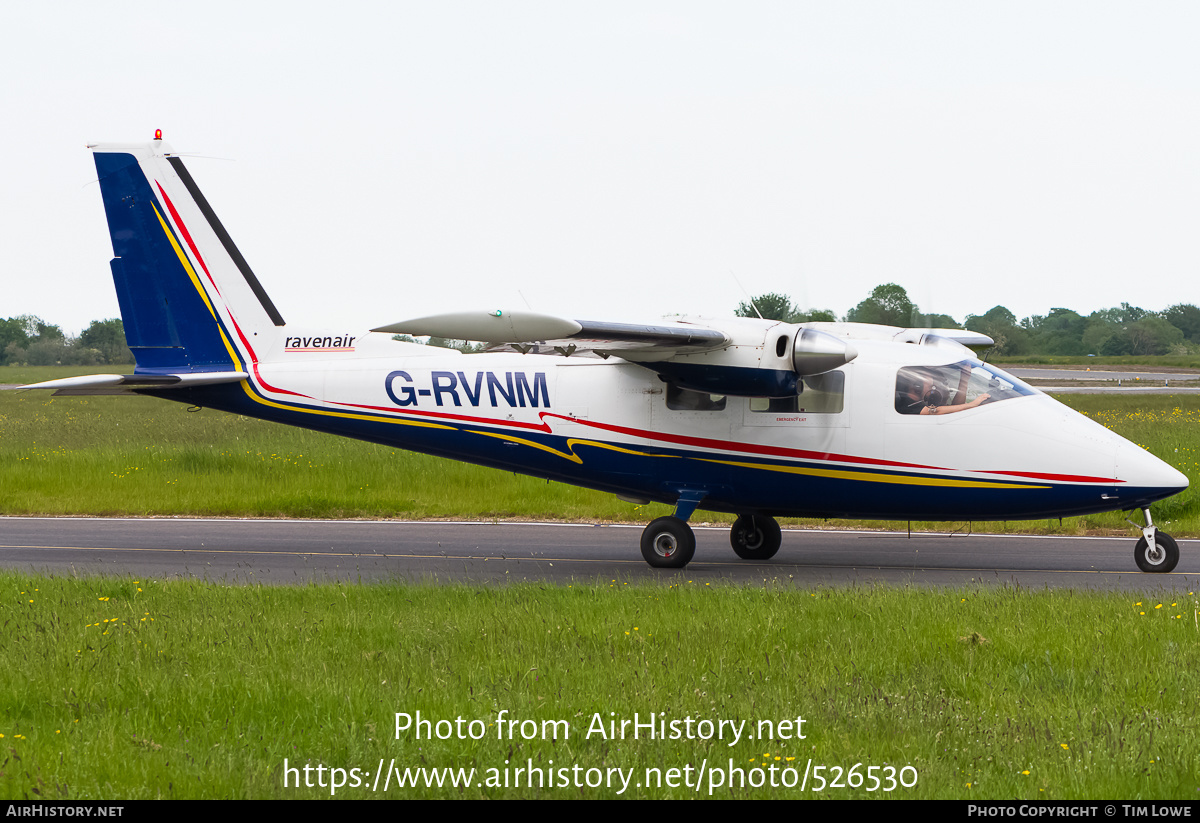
[649,325,859,398]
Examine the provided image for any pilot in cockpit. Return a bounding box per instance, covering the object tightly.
[896,368,990,415]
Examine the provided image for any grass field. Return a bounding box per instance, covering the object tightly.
[2,574,1198,799]
[1,366,1197,535]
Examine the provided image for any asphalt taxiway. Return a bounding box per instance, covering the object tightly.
[1,517,1196,591]
[1007,367,1200,393]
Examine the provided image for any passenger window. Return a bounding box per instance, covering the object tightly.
[798,372,844,413]
[750,396,799,413]
[666,384,727,411]
[749,372,844,414]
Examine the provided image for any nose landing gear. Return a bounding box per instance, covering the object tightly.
[1129,507,1180,573]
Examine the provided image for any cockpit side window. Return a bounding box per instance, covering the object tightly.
[895,360,1036,415]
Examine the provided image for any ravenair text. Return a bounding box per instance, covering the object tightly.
[385,370,550,409]
[284,335,357,351]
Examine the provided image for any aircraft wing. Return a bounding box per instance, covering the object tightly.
[14,371,249,396]
[373,311,729,359]
[375,310,860,396]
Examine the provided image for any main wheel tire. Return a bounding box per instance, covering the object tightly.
[730,514,782,560]
[640,516,696,568]
[1134,532,1179,573]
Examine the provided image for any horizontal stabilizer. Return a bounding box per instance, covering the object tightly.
[16,371,248,396]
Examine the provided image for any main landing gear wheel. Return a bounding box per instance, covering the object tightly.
[1134,532,1179,574]
[640,516,696,569]
[730,514,782,560]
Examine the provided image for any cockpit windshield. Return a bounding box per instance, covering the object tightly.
[895,359,1037,415]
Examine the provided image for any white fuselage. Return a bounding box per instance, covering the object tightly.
[195,329,1184,522]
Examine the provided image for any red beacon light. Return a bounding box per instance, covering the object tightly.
[154,129,162,140]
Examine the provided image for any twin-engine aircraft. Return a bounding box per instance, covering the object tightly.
[21,135,1189,572]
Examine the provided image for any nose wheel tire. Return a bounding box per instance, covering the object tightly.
[1134,532,1179,573]
[640,516,696,568]
[730,514,782,560]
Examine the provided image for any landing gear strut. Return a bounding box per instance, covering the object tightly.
[1129,507,1179,573]
[729,514,782,560]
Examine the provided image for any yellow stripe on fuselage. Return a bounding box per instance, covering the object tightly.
[235,386,458,431]
[565,439,669,459]
[474,431,583,463]
[697,458,1049,489]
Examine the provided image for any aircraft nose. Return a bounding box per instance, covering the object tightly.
[1116,438,1189,503]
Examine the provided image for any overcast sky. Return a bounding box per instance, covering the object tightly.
[2,1,1197,335]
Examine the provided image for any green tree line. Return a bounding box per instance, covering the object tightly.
[12,286,1200,362]
[736,285,1200,357]
[0,316,133,366]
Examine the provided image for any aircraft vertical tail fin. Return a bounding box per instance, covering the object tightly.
[90,136,285,372]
